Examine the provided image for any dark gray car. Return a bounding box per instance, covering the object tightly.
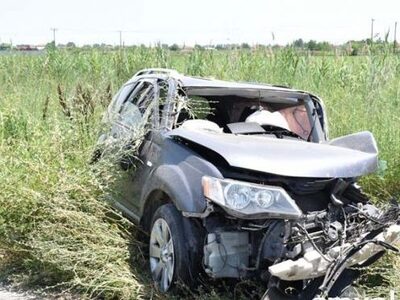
[95,68,400,299]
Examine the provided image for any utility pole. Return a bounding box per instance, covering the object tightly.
[50,28,58,46]
[370,18,375,43]
[394,21,398,53]
[118,30,123,48]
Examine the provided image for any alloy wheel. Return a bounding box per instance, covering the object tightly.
[149,218,175,292]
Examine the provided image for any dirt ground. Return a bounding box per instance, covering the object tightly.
[0,285,78,300]
[0,288,37,300]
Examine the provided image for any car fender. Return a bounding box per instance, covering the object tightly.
[140,140,224,214]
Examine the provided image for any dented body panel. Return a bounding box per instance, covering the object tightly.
[139,136,224,214]
[168,128,378,178]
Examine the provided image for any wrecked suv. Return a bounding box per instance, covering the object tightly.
[95,68,400,299]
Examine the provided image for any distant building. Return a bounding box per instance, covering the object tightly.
[181,46,194,53]
[16,44,39,51]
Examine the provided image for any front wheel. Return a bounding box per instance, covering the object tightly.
[149,204,199,292]
[149,217,174,292]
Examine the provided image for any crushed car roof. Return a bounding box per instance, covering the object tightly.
[128,68,313,100]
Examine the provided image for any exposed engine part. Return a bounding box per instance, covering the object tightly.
[269,224,400,281]
[204,231,249,278]
[261,221,287,261]
[288,201,394,256]
[182,201,214,218]
[359,203,381,219]
[327,221,342,242]
[330,178,349,206]
[198,186,400,297]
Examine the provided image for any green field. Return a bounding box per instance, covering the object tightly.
[0,47,399,299]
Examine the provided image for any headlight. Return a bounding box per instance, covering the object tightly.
[224,183,251,209]
[202,176,302,219]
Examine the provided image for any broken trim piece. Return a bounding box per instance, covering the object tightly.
[268,224,400,282]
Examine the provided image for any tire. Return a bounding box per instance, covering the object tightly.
[149,203,198,292]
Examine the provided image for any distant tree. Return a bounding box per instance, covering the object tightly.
[306,40,318,51]
[66,42,76,48]
[292,39,304,48]
[304,40,333,52]
[45,41,56,50]
[0,43,11,51]
[241,43,251,49]
[350,48,359,56]
[254,44,266,50]
[194,44,204,50]
[318,41,332,52]
[346,40,364,56]
[169,44,180,51]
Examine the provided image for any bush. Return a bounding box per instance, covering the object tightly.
[0,114,149,298]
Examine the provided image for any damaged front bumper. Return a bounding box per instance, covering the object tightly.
[269,224,400,281]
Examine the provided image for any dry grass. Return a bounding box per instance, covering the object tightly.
[0,46,399,298]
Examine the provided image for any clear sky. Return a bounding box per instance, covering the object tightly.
[0,0,399,46]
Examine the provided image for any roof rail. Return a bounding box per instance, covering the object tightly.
[133,68,179,77]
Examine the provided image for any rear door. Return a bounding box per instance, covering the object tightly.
[112,78,160,219]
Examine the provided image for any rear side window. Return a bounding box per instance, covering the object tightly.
[110,83,135,113]
[126,82,155,115]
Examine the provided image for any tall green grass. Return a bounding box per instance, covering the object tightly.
[0,47,399,298]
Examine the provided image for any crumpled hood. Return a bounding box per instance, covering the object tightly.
[168,128,378,178]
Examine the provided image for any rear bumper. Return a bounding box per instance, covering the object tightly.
[269,224,400,281]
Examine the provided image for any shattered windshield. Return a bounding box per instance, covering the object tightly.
[174,94,314,141]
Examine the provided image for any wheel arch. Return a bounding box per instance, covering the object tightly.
[140,189,172,232]
[140,163,208,215]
